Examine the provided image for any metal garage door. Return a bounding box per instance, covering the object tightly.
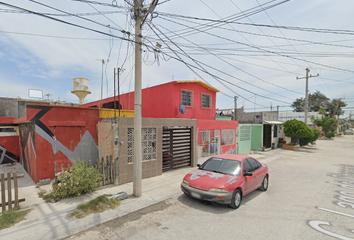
[162,127,191,172]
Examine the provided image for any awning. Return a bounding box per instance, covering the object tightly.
[263,121,284,125]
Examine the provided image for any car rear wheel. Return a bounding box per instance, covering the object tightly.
[259,175,268,191]
[229,189,242,209]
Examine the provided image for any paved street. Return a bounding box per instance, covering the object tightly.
[65,135,354,240]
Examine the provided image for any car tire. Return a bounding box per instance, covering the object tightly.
[229,189,242,209]
[259,175,269,191]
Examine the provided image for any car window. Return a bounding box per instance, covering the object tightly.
[247,158,261,171]
[243,159,252,173]
[200,157,241,176]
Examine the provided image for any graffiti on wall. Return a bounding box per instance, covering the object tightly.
[0,144,19,164]
[19,105,99,181]
[19,122,35,175]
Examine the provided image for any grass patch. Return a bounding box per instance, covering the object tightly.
[0,209,32,230]
[70,195,120,219]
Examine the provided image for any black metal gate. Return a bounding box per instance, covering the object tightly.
[162,127,192,172]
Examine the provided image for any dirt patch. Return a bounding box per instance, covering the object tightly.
[63,199,171,239]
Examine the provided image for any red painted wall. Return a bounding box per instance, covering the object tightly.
[197,119,238,154]
[0,117,20,164]
[18,104,99,183]
[0,135,20,164]
[83,81,217,120]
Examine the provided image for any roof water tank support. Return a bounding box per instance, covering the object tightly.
[71,78,92,105]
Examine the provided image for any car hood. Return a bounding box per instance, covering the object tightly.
[184,169,238,191]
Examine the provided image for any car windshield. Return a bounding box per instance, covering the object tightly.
[200,157,241,176]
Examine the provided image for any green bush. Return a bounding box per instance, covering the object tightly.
[45,161,102,202]
[299,128,321,146]
[284,119,314,144]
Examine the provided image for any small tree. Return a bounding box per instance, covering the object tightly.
[313,117,338,138]
[284,119,314,145]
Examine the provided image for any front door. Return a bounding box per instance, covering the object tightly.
[263,124,272,148]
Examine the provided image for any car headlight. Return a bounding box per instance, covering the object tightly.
[182,179,189,185]
[208,188,229,193]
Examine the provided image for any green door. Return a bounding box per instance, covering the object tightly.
[251,125,263,151]
[237,124,251,155]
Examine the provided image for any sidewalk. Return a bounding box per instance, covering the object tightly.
[1,150,283,240]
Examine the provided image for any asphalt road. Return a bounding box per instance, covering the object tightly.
[65,135,354,240]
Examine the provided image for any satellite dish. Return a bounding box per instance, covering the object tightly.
[179,104,186,114]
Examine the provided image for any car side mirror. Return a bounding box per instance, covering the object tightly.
[244,172,253,177]
[197,164,201,168]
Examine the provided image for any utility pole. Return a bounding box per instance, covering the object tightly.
[114,68,116,120]
[296,68,319,124]
[234,96,238,121]
[101,59,105,100]
[133,0,159,197]
[133,0,143,197]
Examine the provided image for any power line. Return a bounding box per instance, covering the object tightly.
[0,2,134,43]
[155,22,301,98]
[149,22,292,105]
[157,15,354,74]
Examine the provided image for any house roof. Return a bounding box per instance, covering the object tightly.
[175,80,219,93]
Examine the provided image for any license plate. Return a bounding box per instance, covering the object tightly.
[191,192,200,199]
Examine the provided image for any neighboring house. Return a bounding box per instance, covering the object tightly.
[1,80,237,184]
[83,80,218,120]
[85,80,238,184]
[216,107,284,151]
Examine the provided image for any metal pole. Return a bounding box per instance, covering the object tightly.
[304,68,310,124]
[101,60,104,100]
[133,0,143,197]
[114,68,116,120]
[118,68,121,118]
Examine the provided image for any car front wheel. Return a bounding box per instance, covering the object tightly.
[259,175,269,191]
[229,189,242,209]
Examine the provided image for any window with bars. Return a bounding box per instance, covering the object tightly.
[201,94,211,108]
[181,90,192,106]
[127,128,157,163]
[202,130,210,142]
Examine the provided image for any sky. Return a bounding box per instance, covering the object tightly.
[0,0,354,117]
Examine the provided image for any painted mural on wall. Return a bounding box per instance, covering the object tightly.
[19,122,35,175]
[0,142,19,164]
[0,124,20,164]
[19,105,99,182]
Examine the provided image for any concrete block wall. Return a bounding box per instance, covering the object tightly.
[98,117,197,185]
[0,98,19,118]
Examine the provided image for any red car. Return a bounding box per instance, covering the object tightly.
[181,154,269,209]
